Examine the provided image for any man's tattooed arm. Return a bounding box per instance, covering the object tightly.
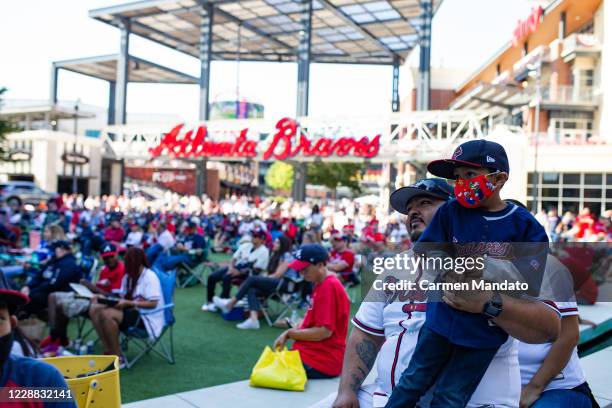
[337,328,385,396]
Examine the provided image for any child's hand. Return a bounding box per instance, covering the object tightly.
[443,289,493,314]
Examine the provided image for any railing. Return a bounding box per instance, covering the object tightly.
[562,33,600,58]
[528,130,608,146]
[540,85,596,105]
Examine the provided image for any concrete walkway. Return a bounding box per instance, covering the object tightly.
[123,377,342,408]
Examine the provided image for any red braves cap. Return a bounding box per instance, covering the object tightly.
[373,233,386,243]
[0,272,28,313]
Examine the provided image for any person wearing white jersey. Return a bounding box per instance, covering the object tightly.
[518,253,596,408]
[324,179,561,408]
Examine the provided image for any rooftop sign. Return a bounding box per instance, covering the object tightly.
[512,6,544,47]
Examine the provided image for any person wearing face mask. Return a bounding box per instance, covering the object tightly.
[386,140,549,408]
[0,274,76,407]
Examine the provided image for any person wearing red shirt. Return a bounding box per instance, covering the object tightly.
[327,233,358,285]
[274,244,349,378]
[41,243,125,351]
[104,218,125,244]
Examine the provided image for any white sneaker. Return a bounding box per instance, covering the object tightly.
[213,296,232,314]
[201,303,218,312]
[236,319,260,330]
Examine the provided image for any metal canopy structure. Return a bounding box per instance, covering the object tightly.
[53,54,199,84]
[50,54,198,127]
[89,0,441,65]
[83,0,442,199]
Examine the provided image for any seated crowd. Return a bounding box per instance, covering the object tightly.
[0,189,608,408]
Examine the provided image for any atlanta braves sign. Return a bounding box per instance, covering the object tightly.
[149,117,380,161]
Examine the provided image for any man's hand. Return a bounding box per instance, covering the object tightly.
[443,289,492,314]
[332,390,360,408]
[20,286,30,297]
[519,383,543,408]
[273,329,292,350]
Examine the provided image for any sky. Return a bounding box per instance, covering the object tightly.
[0,0,538,122]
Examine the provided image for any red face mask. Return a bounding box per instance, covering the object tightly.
[454,173,497,208]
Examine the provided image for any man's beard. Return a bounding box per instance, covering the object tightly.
[409,230,422,242]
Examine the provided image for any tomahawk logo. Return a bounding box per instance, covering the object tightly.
[452,146,462,159]
[294,249,302,259]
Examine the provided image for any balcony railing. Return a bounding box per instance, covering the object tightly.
[540,85,596,105]
[561,33,600,59]
[528,130,608,146]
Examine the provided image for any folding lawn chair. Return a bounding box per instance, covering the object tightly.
[259,276,311,327]
[176,260,218,288]
[120,267,176,369]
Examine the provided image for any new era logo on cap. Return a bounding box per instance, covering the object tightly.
[486,155,496,163]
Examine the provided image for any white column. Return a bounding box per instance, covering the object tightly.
[31,138,57,192]
[110,163,122,196]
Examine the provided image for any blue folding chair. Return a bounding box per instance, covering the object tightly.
[121,267,176,369]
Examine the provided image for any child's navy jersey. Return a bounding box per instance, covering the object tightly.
[0,355,76,407]
[418,200,548,349]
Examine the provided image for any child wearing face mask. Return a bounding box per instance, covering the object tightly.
[386,140,549,408]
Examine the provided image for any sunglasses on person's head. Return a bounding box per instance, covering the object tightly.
[411,179,451,197]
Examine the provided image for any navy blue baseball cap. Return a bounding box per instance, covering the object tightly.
[51,240,72,251]
[289,244,329,271]
[390,178,454,215]
[427,139,509,179]
[100,243,118,258]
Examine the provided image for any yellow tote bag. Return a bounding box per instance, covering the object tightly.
[249,346,307,391]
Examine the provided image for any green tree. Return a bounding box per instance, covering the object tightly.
[0,88,17,160]
[265,161,294,192]
[307,162,365,196]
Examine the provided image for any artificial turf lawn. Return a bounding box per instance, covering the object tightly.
[70,253,362,403]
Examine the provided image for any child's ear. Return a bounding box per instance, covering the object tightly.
[494,172,509,188]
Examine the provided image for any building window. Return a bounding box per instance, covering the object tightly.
[578,69,594,88]
[527,171,610,215]
[549,111,594,141]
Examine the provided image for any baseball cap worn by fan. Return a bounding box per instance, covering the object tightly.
[100,243,118,258]
[0,272,28,314]
[51,240,72,251]
[288,244,329,271]
[252,230,266,240]
[427,139,509,180]
[390,178,454,215]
